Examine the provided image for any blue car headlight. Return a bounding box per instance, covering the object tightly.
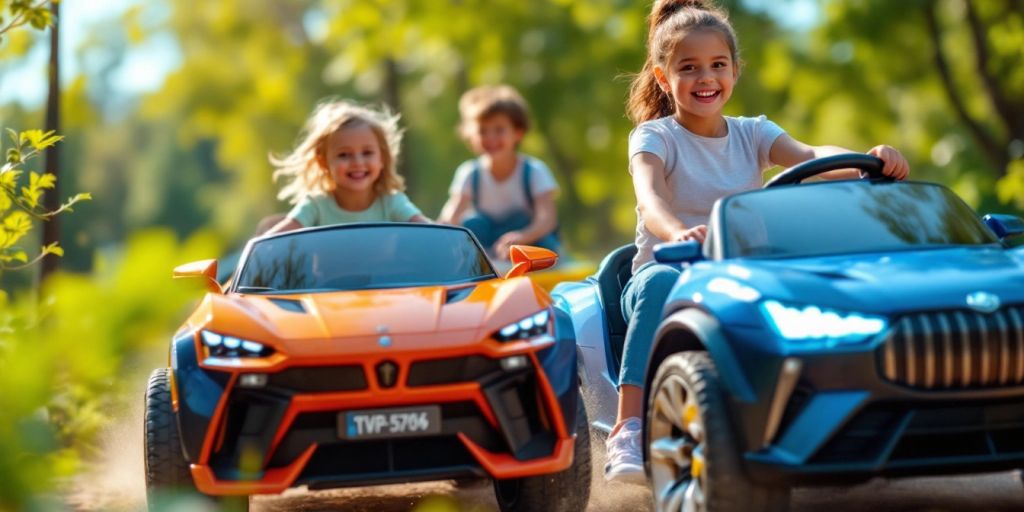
[200,330,274,358]
[760,300,887,347]
[493,309,552,342]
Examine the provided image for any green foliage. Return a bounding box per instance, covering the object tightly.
[0,228,223,508]
[0,0,55,41]
[0,128,90,273]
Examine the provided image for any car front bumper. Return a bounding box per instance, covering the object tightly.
[724,319,1024,486]
[173,336,578,496]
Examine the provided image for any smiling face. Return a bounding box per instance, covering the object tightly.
[464,113,524,159]
[320,123,385,193]
[655,29,738,126]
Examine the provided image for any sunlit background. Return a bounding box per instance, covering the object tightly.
[0,0,1022,509]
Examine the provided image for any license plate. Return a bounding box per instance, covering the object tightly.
[339,405,442,439]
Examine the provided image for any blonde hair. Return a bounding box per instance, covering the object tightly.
[626,0,740,124]
[271,100,406,204]
[457,85,531,142]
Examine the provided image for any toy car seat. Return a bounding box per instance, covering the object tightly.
[591,244,637,376]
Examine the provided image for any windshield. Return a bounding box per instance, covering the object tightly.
[721,181,998,259]
[234,224,496,293]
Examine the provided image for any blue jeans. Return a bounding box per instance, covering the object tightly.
[462,211,561,255]
[619,262,681,388]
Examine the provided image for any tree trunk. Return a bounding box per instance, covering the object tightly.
[40,0,61,284]
[383,58,412,190]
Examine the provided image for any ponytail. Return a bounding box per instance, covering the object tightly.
[626,0,738,124]
[626,61,674,124]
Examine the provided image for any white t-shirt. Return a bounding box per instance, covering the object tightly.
[449,154,559,220]
[628,115,786,272]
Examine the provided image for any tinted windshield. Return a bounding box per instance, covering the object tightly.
[234,224,496,293]
[722,181,998,259]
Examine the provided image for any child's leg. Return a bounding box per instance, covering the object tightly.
[461,213,500,248]
[496,210,562,253]
[617,262,681,421]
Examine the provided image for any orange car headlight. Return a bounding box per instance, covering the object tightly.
[493,309,552,342]
[200,330,275,358]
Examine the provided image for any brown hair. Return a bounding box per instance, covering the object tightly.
[457,85,531,141]
[626,0,740,124]
[270,100,406,204]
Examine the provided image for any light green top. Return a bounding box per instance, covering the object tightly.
[286,192,422,227]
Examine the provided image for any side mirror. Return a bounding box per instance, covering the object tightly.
[173,259,223,294]
[983,214,1024,241]
[654,240,703,264]
[504,245,558,279]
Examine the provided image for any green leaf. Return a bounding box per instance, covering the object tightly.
[2,250,29,263]
[30,172,56,190]
[6,147,21,164]
[21,130,62,151]
[41,242,63,257]
[5,128,17,146]
[0,211,32,248]
[20,185,41,209]
[0,169,19,189]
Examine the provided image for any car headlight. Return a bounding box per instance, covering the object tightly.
[200,330,274,358]
[493,309,552,342]
[760,300,887,347]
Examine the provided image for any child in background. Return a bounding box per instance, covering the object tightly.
[603,0,910,484]
[265,100,429,235]
[438,85,561,260]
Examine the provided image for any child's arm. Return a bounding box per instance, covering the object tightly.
[493,191,559,254]
[769,134,910,180]
[407,213,432,223]
[262,217,304,236]
[631,152,708,243]
[438,193,472,225]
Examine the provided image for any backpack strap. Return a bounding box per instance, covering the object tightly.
[521,157,534,212]
[470,160,481,213]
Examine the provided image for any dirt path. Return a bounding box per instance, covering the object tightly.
[66,397,1022,512]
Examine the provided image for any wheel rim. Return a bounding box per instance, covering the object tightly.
[649,374,706,512]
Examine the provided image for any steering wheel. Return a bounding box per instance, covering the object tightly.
[764,153,890,188]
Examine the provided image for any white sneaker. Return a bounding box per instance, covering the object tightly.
[604,417,645,484]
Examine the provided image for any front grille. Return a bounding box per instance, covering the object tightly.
[406,356,503,386]
[267,365,367,393]
[878,306,1024,389]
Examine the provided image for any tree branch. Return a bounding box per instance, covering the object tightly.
[923,3,1007,174]
[964,0,1021,137]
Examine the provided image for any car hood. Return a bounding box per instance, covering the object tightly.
[739,246,1024,314]
[191,276,549,344]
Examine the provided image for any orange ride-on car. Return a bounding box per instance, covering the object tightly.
[143,223,590,511]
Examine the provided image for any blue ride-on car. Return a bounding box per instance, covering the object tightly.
[553,154,1024,512]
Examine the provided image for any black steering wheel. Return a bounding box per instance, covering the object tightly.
[764,153,890,188]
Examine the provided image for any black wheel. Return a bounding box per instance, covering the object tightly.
[144,368,249,512]
[493,392,592,512]
[646,353,789,512]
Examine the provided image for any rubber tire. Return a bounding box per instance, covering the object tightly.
[493,392,592,512]
[646,353,789,512]
[144,368,249,512]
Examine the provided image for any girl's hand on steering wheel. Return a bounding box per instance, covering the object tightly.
[670,225,708,244]
[867,145,910,181]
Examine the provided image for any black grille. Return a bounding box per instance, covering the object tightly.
[407,356,503,386]
[811,401,1024,466]
[296,436,478,486]
[267,365,367,393]
[878,306,1024,389]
